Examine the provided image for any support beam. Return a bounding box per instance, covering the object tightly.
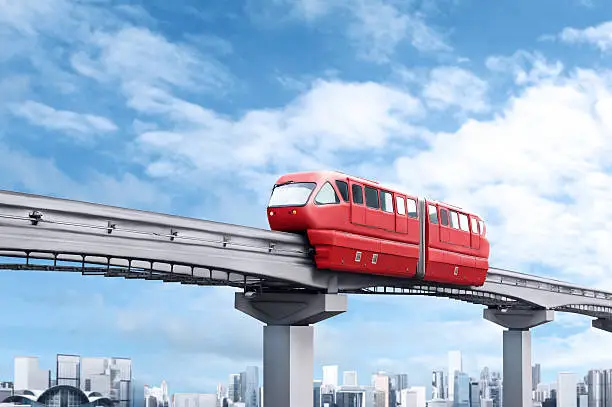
[592,318,612,333]
[235,292,348,407]
[484,308,554,407]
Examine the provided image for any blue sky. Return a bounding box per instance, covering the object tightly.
[2,0,612,397]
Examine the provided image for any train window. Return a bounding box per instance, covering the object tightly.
[458,213,469,232]
[470,217,479,234]
[440,208,449,226]
[314,182,340,205]
[478,220,485,236]
[365,186,379,209]
[428,204,438,224]
[449,211,459,229]
[351,184,364,205]
[407,199,417,218]
[395,196,406,215]
[381,191,394,213]
[335,180,349,202]
[268,182,316,207]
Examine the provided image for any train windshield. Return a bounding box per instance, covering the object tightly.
[268,182,316,207]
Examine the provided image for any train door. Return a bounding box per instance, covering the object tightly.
[394,194,407,233]
[469,216,481,249]
[379,190,396,231]
[405,196,420,240]
[349,181,366,225]
[364,185,383,228]
[438,207,451,243]
[448,210,470,247]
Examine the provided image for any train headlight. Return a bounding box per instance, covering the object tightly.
[291,209,297,215]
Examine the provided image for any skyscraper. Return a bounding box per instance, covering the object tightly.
[532,364,541,391]
[448,351,462,401]
[557,372,577,407]
[432,370,445,399]
[244,366,259,407]
[454,372,470,407]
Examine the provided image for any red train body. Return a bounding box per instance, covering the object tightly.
[266,170,490,287]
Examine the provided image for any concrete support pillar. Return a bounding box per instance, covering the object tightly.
[484,308,554,407]
[235,292,348,407]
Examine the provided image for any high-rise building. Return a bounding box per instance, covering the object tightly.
[372,373,389,407]
[557,372,577,407]
[57,354,80,388]
[432,370,445,399]
[448,351,462,401]
[343,371,358,387]
[228,374,240,403]
[313,380,322,407]
[244,366,259,407]
[322,366,339,388]
[454,372,470,407]
[469,380,480,407]
[14,357,50,391]
[533,364,541,391]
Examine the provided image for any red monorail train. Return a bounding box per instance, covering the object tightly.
[266,170,490,287]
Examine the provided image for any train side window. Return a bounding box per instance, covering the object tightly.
[478,220,485,236]
[395,196,406,215]
[314,182,340,205]
[407,199,417,218]
[365,186,379,209]
[381,191,394,213]
[335,180,349,202]
[449,211,459,229]
[428,204,438,224]
[440,208,449,226]
[351,185,364,205]
[471,217,479,234]
[458,213,469,232]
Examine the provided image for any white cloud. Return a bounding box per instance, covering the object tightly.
[559,20,612,52]
[485,50,564,85]
[9,100,117,138]
[422,66,489,113]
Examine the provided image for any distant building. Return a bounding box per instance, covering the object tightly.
[2,384,113,407]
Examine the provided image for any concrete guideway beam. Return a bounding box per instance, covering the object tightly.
[484,308,554,407]
[235,292,348,407]
[592,318,612,333]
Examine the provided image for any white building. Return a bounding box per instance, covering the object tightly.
[343,371,358,387]
[172,393,217,407]
[557,373,577,407]
[14,357,49,391]
[447,351,462,401]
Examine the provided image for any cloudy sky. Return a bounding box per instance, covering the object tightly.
[2,0,612,396]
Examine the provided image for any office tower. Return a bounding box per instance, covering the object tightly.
[322,366,339,388]
[13,357,50,391]
[586,370,603,407]
[602,370,612,407]
[240,371,246,402]
[228,374,240,402]
[336,388,367,407]
[469,380,480,407]
[533,364,541,391]
[479,368,490,400]
[557,372,577,407]
[454,372,470,407]
[57,354,80,388]
[313,380,322,407]
[432,370,445,399]
[244,366,259,407]
[448,351,462,401]
[372,373,389,407]
[343,371,358,387]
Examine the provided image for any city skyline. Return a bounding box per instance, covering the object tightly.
[3,0,612,398]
